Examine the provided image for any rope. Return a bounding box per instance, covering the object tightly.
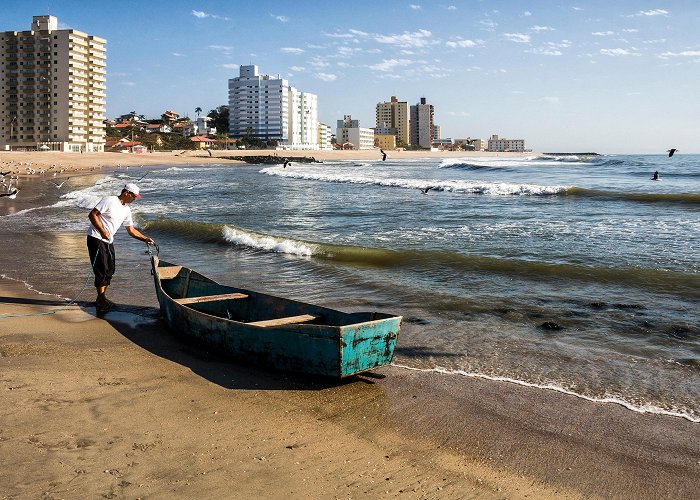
[0,241,156,319]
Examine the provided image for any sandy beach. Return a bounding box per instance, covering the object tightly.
[1,151,699,498]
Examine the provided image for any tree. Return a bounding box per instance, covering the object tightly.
[195,107,202,119]
[207,105,229,134]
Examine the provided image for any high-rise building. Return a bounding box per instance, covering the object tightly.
[228,64,319,149]
[410,97,434,149]
[375,96,409,147]
[0,15,106,152]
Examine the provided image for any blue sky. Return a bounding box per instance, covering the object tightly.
[3,1,700,153]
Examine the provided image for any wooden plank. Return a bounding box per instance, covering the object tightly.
[157,266,182,280]
[247,314,317,328]
[174,293,249,305]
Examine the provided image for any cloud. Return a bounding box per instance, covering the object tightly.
[526,47,563,56]
[530,25,555,32]
[447,5,457,10]
[374,29,437,48]
[480,19,498,31]
[281,47,305,54]
[504,33,531,43]
[191,10,230,21]
[315,73,337,81]
[171,52,186,57]
[272,14,289,23]
[572,7,583,11]
[122,81,136,86]
[592,31,615,36]
[289,66,305,72]
[658,50,700,58]
[446,39,481,48]
[600,48,641,56]
[632,9,668,17]
[538,96,560,104]
[368,58,415,72]
[522,11,532,17]
[410,4,421,9]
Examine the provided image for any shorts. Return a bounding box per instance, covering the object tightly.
[87,236,115,287]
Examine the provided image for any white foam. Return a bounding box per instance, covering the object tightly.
[222,226,315,256]
[392,364,700,423]
[260,166,568,196]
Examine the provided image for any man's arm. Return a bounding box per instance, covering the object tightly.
[88,209,111,241]
[126,225,154,245]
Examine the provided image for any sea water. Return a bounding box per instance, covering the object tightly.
[1,154,698,421]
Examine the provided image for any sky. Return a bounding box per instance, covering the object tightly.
[3,1,700,153]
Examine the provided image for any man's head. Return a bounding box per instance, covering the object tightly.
[121,183,142,203]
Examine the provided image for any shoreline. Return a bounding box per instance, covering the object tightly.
[2,151,698,498]
[1,276,698,498]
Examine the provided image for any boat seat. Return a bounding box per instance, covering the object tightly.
[157,266,183,280]
[246,314,317,328]
[174,293,249,305]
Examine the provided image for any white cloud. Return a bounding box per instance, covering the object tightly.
[374,29,437,48]
[530,25,554,32]
[526,47,563,56]
[592,31,615,36]
[369,58,415,72]
[658,50,700,58]
[172,52,186,57]
[504,33,531,43]
[572,7,583,11]
[315,73,337,82]
[622,28,639,33]
[446,39,481,48]
[410,4,421,9]
[522,11,532,17]
[272,14,289,23]
[539,96,560,104]
[480,19,498,31]
[600,48,641,56]
[122,81,136,86]
[290,66,305,71]
[447,5,457,10]
[281,47,304,54]
[191,10,230,21]
[208,45,233,52]
[633,9,668,17]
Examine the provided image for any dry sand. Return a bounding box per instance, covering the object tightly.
[1,150,699,499]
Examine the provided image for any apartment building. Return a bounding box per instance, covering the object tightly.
[317,122,332,150]
[375,96,409,147]
[409,97,434,149]
[487,134,525,152]
[336,115,374,150]
[0,15,106,152]
[228,64,319,149]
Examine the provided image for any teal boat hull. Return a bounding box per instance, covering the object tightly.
[151,257,402,378]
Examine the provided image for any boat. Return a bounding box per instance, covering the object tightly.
[150,256,402,378]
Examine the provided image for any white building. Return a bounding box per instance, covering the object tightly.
[336,115,374,150]
[317,122,332,150]
[0,15,106,152]
[228,64,319,149]
[487,134,525,152]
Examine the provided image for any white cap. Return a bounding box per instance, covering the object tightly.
[124,183,142,198]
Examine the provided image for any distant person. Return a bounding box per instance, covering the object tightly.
[652,171,659,181]
[86,183,154,312]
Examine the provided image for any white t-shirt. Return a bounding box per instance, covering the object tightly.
[86,195,134,243]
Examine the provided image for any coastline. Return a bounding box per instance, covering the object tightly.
[2,151,698,498]
[1,277,698,498]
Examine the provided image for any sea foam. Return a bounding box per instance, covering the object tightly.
[222,225,314,256]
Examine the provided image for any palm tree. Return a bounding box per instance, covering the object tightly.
[195,107,202,119]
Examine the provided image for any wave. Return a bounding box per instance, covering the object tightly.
[568,187,700,205]
[140,219,700,297]
[260,166,569,196]
[393,364,700,422]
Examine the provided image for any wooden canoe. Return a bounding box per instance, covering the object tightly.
[151,256,402,378]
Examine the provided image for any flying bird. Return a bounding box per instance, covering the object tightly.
[421,186,435,194]
[0,171,10,177]
[136,172,148,181]
[380,149,387,161]
[51,178,69,189]
[0,188,18,198]
[283,160,291,168]
[667,148,677,157]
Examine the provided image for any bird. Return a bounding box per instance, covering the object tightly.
[0,171,10,177]
[421,186,434,194]
[380,149,387,161]
[135,172,148,181]
[0,188,18,198]
[283,160,291,168]
[51,178,69,189]
[667,148,677,157]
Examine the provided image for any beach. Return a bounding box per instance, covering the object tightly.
[1,150,699,498]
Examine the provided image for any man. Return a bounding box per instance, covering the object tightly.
[86,183,154,312]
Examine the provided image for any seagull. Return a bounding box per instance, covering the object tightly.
[0,188,18,198]
[0,171,10,177]
[283,160,291,168]
[667,148,677,157]
[380,149,387,161]
[421,186,435,194]
[51,178,69,189]
[135,172,148,181]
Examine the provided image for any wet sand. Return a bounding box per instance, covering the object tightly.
[1,151,699,498]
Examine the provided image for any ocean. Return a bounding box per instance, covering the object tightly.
[1,154,698,422]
